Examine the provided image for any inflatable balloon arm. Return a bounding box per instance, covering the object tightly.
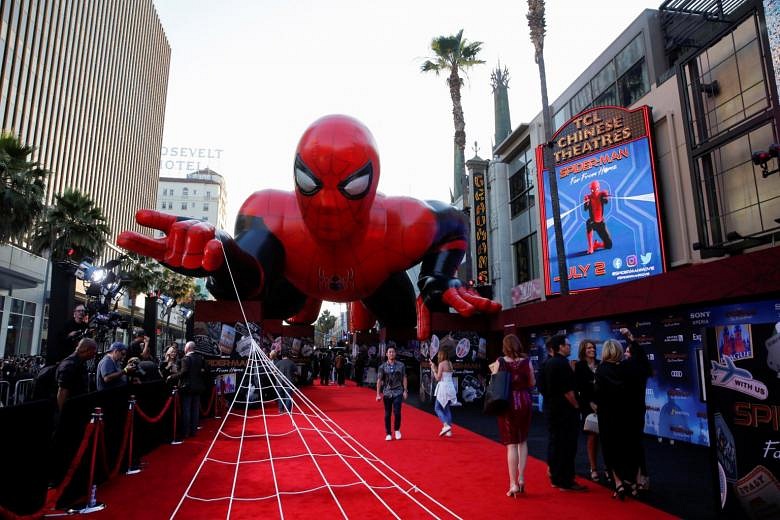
[416,201,501,323]
[118,209,264,300]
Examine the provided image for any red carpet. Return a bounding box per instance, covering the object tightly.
[90,382,673,519]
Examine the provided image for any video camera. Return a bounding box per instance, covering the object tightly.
[75,257,130,343]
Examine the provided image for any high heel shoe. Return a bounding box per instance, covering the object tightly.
[627,481,639,498]
[612,484,626,501]
[590,468,600,482]
[506,485,521,498]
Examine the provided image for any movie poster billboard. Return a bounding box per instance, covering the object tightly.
[420,332,488,405]
[766,1,780,96]
[699,299,780,517]
[536,105,666,295]
[527,312,710,447]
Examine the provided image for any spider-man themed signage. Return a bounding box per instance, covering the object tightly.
[537,105,666,295]
[119,115,501,342]
[472,170,489,284]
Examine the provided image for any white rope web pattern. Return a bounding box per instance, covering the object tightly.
[168,247,462,519]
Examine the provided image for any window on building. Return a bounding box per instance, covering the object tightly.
[514,233,539,285]
[202,216,208,221]
[203,203,209,211]
[182,187,188,197]
[694,122,779,245]
[686,15,770,145]
[508,147,535,218]
[4,298,36,356]
[193,190,197,196]
[570,84,592,116]
[206,191,211,199]
[589,34,648,109]
[553,104,571,130]
[181,202,187,210]
[682,14,778,250]
[618,59,649,106]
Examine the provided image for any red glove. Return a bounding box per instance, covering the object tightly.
[441,285,502,318]
[117,209,225,271]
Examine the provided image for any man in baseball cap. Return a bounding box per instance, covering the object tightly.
[96,342,133,391]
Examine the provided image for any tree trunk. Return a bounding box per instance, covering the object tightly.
[537,54,569,295]
[449,69,467,199]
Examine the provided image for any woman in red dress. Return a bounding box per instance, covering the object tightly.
[491,334,535,497]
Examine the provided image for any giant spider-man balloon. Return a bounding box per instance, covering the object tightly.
[118,115,500,339]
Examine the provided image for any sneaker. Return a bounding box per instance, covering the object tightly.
[439,425,452,437]
[445,430,452,437]
[394,430,402,440]
[385,434,392,441]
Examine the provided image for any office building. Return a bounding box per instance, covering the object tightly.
[0,0,170,357]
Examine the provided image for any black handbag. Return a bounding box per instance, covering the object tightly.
[483,366,511,416]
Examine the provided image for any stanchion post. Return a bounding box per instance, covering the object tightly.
[67,407,106,514]
[126,396,141,475]
[171,389,183,445]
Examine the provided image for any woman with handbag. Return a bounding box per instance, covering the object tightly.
[574,339,602,482]
[489,334,534,498]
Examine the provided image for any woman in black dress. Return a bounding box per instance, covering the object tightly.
[595,339,636,499]
[621,328,652,492]
[574,339,601,481]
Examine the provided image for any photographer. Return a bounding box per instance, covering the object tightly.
[55,304,90,362]
[128,330,152,361]
[96,342,134,391]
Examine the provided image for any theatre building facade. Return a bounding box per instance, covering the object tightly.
[479,1,780,515]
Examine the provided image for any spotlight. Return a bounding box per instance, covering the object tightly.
[89,268,107,283]
[753,143,780,178]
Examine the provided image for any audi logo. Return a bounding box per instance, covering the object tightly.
[671,370,683,378]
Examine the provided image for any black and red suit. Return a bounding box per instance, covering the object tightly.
[118,115,500,340]
[583,180,612,254]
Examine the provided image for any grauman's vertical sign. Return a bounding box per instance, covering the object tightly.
[472,171,489,284]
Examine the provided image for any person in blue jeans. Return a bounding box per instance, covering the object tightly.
[431,349,456,437]
[275,351,297,413]
[376,346,408,441]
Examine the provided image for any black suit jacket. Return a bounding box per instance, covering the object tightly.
[179,353,206,394]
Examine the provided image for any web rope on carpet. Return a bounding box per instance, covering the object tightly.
[168,246,462,520]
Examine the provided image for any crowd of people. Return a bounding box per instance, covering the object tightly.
[6,303,655,503]
[482,329,652,500]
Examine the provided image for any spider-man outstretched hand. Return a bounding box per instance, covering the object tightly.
[118,115,500,340]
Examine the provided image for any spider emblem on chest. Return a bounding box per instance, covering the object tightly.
[318,268,355,292]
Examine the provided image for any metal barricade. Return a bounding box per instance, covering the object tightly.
[14,378,35,405]
[0,380,9,406]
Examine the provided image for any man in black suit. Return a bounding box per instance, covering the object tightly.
[178,341,206,438]
[539,334,587,491]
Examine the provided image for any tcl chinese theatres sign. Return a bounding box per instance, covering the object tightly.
[472,171,489,284]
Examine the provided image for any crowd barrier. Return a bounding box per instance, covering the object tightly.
[0,380,9,406]
[13,378,34,405]
[0,381,223,518]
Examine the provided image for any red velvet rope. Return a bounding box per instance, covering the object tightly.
[200,386,216,417]
[134,395,174,424]
[110,406,134,478]
[45,420,97,511]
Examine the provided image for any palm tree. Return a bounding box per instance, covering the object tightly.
[0,133,49,244]
[527,0,568,294]
[421,29,485,201]
[121,254,165,332]
[32,188,111,362]
[31,188,110,261]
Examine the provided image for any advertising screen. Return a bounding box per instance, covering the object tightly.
[537,105,666,295]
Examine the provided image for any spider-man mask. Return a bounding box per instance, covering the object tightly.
[294,115,380,243]
[589,180,600,194]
